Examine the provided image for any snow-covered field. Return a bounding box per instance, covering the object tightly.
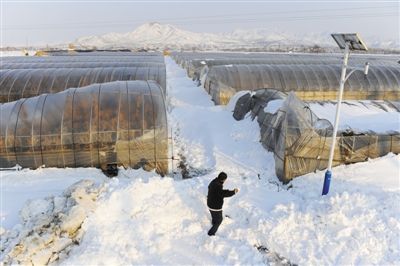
[0,50,36,57]
[1,57,399,265]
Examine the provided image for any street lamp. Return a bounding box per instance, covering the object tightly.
[322,33,368,196]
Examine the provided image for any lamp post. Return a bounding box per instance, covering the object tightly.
[322,33,368,196]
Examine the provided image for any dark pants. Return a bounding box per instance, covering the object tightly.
[208,210,223,236]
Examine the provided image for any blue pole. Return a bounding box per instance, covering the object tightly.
[322,170,332,195]
[322,43,350,196]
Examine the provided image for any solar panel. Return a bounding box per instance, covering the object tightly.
[331,33,368,51]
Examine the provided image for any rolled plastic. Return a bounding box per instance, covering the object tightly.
[0,80,168,175]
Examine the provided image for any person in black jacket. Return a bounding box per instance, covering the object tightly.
[207,172,239,236]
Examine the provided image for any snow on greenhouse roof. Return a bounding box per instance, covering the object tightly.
[308,101,400,133]
[264,99,400,133]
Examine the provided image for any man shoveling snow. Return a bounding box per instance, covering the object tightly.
[206,172,239,236]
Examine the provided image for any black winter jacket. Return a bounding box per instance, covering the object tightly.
[207,178,235,210]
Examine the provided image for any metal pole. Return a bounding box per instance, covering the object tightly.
[322,43,350,195]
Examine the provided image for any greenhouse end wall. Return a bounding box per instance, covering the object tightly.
[0,80,168,175]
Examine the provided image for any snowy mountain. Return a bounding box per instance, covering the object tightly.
[74,22,399,51]
[76,22,241,50]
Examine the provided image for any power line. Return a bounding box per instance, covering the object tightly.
[2,12,397,31]
[2,5,398,30]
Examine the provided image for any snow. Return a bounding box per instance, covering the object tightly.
[309,101,400,133]
[74,22,399,50]
[0,50,36,57]
[1,56,399,265]
[263,99,400,133]
[2,179,106,265]
[75,22,241,50]
[264,99,284,113]
[1,168,107,229]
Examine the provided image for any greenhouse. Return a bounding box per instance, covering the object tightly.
[0,80,168,175]
[44,49,163,57]
[184,56,399,81]
[204,64,400,104]
[1,55,164,63]
[172,52,399,74]
[233,89,400,182]
[0,66,166,102]
[41,51,163,57]
[0,62,164,69]
[2,51,164,63]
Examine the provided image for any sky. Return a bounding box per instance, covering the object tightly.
[1,0,399,47]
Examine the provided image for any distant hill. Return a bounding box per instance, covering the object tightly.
[71,22,399,51]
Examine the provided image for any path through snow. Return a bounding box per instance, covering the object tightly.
[60,57,284,265]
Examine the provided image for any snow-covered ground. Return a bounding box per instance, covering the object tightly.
[0,50,36,57]
[1,168,107,229]
[1,56,399,265]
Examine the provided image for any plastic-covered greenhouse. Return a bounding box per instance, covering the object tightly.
[0,62,164,69]
[204,64,400,104]
[185,57,399,81]
[233,89,400,182]
[41,51,163,57]
[0,66,166,102]
[2,54,165,63]
[172,52,399,77]
[172,51,399,62]
[0,80,168,174]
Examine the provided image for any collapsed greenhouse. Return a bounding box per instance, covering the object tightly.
[0,80,168,175]
[204,64,400,104]
[0,66,166,102]
[233,89,400,182]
